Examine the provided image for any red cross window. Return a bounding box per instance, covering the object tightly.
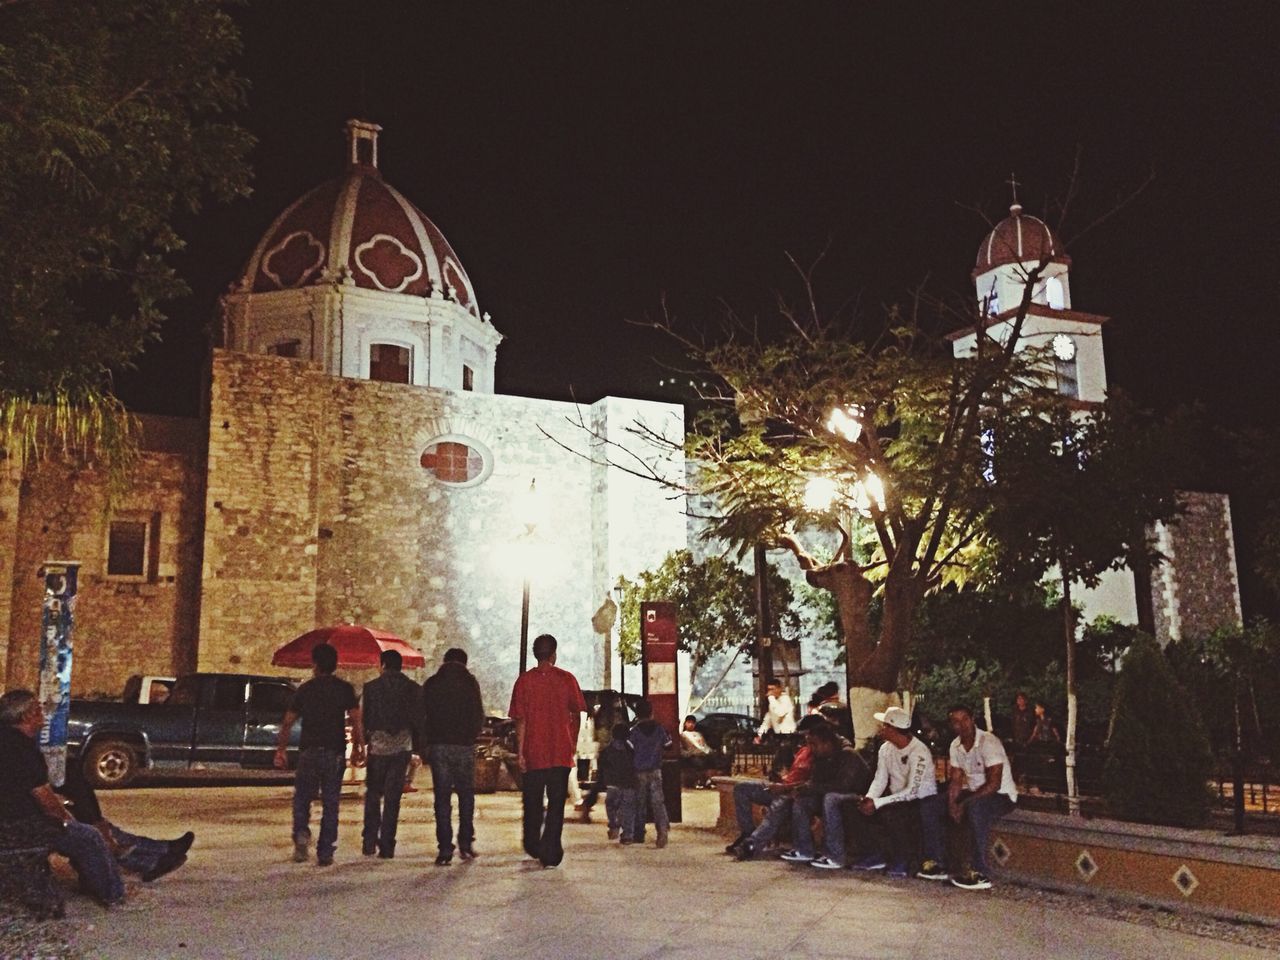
[420,441,485,484]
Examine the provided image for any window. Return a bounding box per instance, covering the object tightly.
[208,677,246,711]
[268,339,300,358]
[249,682,293,716]
[1055,357,1079,398]
[1046,276,1066,310]
[420,439,490,486]
[369,343,411,384]
[462,364,475,391]
[106,520,147,577]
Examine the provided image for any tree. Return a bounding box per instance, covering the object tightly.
[663,258,1073,742]
[614,548,802,694]
[981,396,1187,809]
[1102,634,1214,827]
[0,0,253,468]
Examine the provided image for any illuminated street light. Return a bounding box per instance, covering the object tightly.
[825,404,864,443]
[804,475,840,512]
[517,478,541,674]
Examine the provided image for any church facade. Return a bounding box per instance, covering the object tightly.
[0,121,687,711]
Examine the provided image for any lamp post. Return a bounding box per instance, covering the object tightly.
[516,479,540,675]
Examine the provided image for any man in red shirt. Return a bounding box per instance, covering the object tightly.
[509,633,587,868]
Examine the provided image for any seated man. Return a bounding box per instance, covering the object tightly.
[679,715,729,787]
[946,704,1018,891]
[57,760,194,881]
[781,721,871,866]
[728,714,825,859]
[844,706,943,877]
[0,690,124,906]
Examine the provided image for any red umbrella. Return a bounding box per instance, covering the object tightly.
[271,624,426,670]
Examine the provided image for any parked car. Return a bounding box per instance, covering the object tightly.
[695,712,758,751]
[67,672,302,788]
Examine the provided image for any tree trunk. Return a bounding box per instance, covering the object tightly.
[849,686,900,747]
[1062,574,1080,817]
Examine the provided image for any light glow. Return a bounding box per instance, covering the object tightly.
[852,472,885,516]
[825,404,864,442]
[804,475,840,512]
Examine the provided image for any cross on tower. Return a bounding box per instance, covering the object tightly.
[1006,172,1021,206]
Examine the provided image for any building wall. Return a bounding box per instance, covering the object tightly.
[1151,491,1243,645]
[198,350,685,711]
[2,416,205,696]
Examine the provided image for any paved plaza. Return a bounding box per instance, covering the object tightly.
[30,783,1277,959]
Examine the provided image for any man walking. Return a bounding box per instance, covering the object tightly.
[0,690,124,906]
[754,679,797,742]
[509,633,587,868]
[360,649,420,859]
[274,642,363,866]
[422,647,485,865]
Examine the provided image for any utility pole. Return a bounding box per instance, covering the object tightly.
[754,543,774,718]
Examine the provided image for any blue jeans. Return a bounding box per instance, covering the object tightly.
[748,795,795,847]
[112,825,172,876]
[820,792,860,864]
[605,786,638,839]
[429,744,476,855]
[635,769,668,838]
[790,793,823,857]
[948,791,1015,874]
[363,751,410,856]
[732,780,775,835]
[522,766,570,866]
[293,746,345,860]
[52,820,124,905]
[918,793,946,864]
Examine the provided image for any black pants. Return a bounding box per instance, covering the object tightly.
[850,799,922,867]
[521,766,570,866]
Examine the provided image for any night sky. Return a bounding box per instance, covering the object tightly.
[120,3,1280,419]
[114,3,1280,607]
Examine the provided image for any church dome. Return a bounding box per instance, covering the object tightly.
[973,203,1070,278]
[238,120,479,317]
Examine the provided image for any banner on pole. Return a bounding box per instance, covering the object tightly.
[38,561,78,788]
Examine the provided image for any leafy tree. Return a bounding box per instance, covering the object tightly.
[0,0,253,468]
[1103,634,1213,827]
[981,396,1187,807]
[614,548,803,690]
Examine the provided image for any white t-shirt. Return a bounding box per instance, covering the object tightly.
[949,728,1018,802]
[867,736,938,809]
[757,692,797,736]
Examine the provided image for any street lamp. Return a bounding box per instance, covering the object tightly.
[516,478,543,675]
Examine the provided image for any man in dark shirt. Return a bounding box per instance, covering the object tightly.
[421,647,485,865]
[360,648,420,860]
[0,689,124,905]
[274,642,363,866]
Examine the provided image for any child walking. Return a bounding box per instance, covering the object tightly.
[597,722,639,842]
[629,701,673,847]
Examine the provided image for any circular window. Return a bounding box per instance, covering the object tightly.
[420,436,492,487]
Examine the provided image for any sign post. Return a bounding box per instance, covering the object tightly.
[38,561,79,787]
[641,600,681,823]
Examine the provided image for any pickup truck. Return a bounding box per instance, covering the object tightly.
[67,672,303,788]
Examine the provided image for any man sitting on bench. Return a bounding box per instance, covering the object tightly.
[727,714,826,859]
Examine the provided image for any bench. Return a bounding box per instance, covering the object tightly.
[0,820,66,919]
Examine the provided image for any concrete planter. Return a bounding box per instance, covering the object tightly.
[992,809,1280,923]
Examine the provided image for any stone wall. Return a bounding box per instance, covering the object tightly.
[2,416,205,696]
[198,350,686,711]
[1152,491,1243,645]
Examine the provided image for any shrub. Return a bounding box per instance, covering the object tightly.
[1102,634,1214,827]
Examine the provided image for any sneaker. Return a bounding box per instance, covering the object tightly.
[292,836,309,863]
[724,833,747,855]
[655,829,669,849]
[434,852,453,866]
[734,838,756,861]
[917,860,949,881]
[886,861,910,879]
[850,855,888,871]
[810,856,844,870]
[141,852,187,882]
[608,827,620,841]
[951,871,993,890]
[459,847,478,861]
[780,850,815,863]
[169,832,196,857]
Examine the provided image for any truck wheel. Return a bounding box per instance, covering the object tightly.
[84,740,138,789]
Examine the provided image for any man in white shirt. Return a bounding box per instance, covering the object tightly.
[946,704,1018,891]
[842,706,942,877]
[754,680,796,741]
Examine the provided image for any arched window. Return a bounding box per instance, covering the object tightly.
[369,343,411,383]
[1046,276,1066,310]
[420,438,492,486]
